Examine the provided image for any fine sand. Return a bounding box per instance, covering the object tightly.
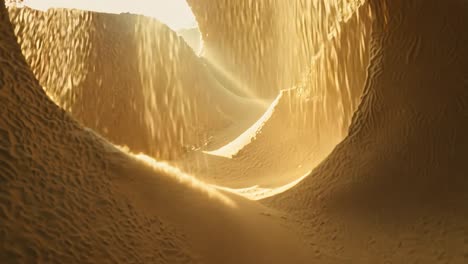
[8,6,265,161]
[0,2,321,263]
[266,1,468,263]
[1,0,468,263]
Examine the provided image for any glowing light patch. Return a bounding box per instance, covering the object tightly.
[204,91,283,158]
[215,172,310,201]
[22,0,197,30]
[117,146,237,208]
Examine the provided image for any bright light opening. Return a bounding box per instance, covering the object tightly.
[22,0,198,30]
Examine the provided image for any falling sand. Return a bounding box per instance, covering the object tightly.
[1,0,468,263]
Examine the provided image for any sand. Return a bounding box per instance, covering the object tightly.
[1,0,468,263]
[186,0,369,100]
[7,6,265,161]
[266,0,468,262]
[0,1,320,263]
[174,2,373,193]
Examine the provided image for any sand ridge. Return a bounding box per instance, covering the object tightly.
[0,1,324,263]
[266,0,468,262]
[174,2,373,192]
[1,0,468,263]
[8,6,265,161]
[0,3,199,263]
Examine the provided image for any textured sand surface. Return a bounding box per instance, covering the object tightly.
[8,6,265,161]
[266,0,468,262]
[0,2,321,263]
[1,0,468,263]
[0,4,198,263]
[176,2,374,192]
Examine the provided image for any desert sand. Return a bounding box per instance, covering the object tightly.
[8,6,266,160]
[1,0,468,263]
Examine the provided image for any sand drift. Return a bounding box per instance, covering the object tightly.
[1,0,468,263]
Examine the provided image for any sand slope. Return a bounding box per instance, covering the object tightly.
[187,0,369,100]
[0,1,322,263]
[177,27,202,54]
[177,89,338,192]
[8,6,265,161]
[175,2,373,194]
[186,0,373,160]
[267,0,468,262]
[0,4,198,263]
[1,0,468,263]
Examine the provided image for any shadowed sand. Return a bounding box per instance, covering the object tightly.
[0,1,323,263]
[1,0,468,263]
[265,1,468,262]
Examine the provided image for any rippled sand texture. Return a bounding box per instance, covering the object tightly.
[176,0,373,196]
[1,0,468,263]
[0,3,197,263]
[8,6,264,160]
[268,0,468,262]
[0,3,324,264]
[187,0,373,156]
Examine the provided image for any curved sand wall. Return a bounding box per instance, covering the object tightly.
[0,3,198,262]
[8,7,263,160]
[1,0,467,263]
[187,0,373,147]
[0,2,320,263]
[267,0,468,262]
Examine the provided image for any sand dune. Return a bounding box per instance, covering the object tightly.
[0,4,198,263]
[175,3,373,191]
[176,89,340,191]
[187,0,373,150]
[0,1,322,263]
[8,6,265,161]
[1,0,468,263]
[266,1,468,262]
[187,0,370,101]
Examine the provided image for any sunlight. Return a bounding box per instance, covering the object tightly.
[22,0,197,30]
[203,91,283,158]
[215,172,310,201]
[117,146,237,208]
